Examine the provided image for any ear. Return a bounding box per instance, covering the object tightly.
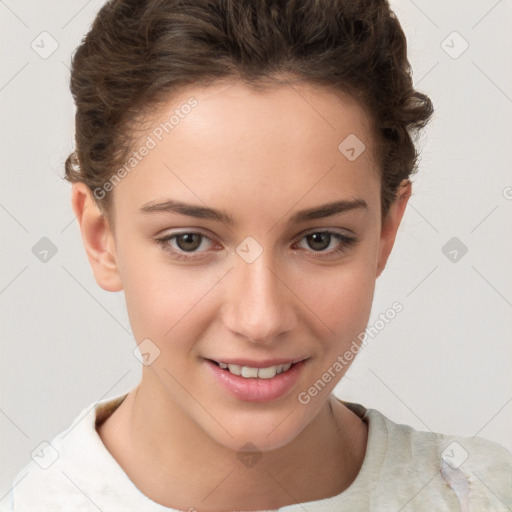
[70,182,123,292]
[376,179,411,277]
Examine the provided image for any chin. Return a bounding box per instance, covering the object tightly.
[198,406,313,454]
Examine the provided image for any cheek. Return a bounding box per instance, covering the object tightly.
[332,277,375,356]
[295,257,377,337]
[119,246,226,350]
[123,272,187,337]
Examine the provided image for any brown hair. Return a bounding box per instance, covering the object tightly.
[64,0,433,222]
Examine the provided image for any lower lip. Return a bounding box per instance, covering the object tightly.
[205,359,307,403]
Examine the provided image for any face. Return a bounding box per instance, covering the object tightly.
[74,79,409,453]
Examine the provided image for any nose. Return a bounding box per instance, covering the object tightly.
[222,252,297,345]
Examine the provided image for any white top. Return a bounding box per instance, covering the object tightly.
[3,392,512,511]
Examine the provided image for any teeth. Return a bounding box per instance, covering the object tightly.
[258,365,279,379]
[241,366,259,378]
[221,362,292,379]
[227,364,241,375]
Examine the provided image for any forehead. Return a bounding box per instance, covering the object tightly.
[155,79,376,159]
[113,80,380,221]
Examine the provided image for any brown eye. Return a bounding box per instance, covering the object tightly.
[155,231,215,261]
[295,230,358,259]
[175,233,203,252]
[305,232,332,251]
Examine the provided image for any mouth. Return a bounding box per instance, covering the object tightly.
[207,358,306,379]
[205,357,309,402]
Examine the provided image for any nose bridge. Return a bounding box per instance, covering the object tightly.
[225,248,295,343]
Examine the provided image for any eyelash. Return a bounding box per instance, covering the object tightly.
[155,230,358,261]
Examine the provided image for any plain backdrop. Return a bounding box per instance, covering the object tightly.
[1,0,511,499]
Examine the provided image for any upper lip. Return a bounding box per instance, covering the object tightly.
[207,357,309,368]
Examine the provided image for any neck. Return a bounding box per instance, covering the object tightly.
[97,379,368,511]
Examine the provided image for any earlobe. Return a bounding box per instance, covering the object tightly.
[376,179,412,277]
[70,182,123,292]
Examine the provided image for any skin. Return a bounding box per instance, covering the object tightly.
[71,79,411,511]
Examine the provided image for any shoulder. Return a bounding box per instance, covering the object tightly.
[2,394,129,512]
[379,408,512,473]
[365,406,512,510]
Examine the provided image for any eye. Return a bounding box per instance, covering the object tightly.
[155,229,358,262]
[155,231,215,260]
[294,230,358,259]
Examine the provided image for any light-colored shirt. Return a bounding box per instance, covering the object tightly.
[3,392,512,511]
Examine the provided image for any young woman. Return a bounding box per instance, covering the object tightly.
[5,0,512,510]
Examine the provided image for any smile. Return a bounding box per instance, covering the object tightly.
[212,361,293,379]
[205,358,309,402]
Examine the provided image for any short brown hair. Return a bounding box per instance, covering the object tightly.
[64,0,434,221]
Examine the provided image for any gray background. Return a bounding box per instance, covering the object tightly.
[1,0,511,500]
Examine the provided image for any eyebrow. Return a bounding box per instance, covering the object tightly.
[138,198,368,225]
